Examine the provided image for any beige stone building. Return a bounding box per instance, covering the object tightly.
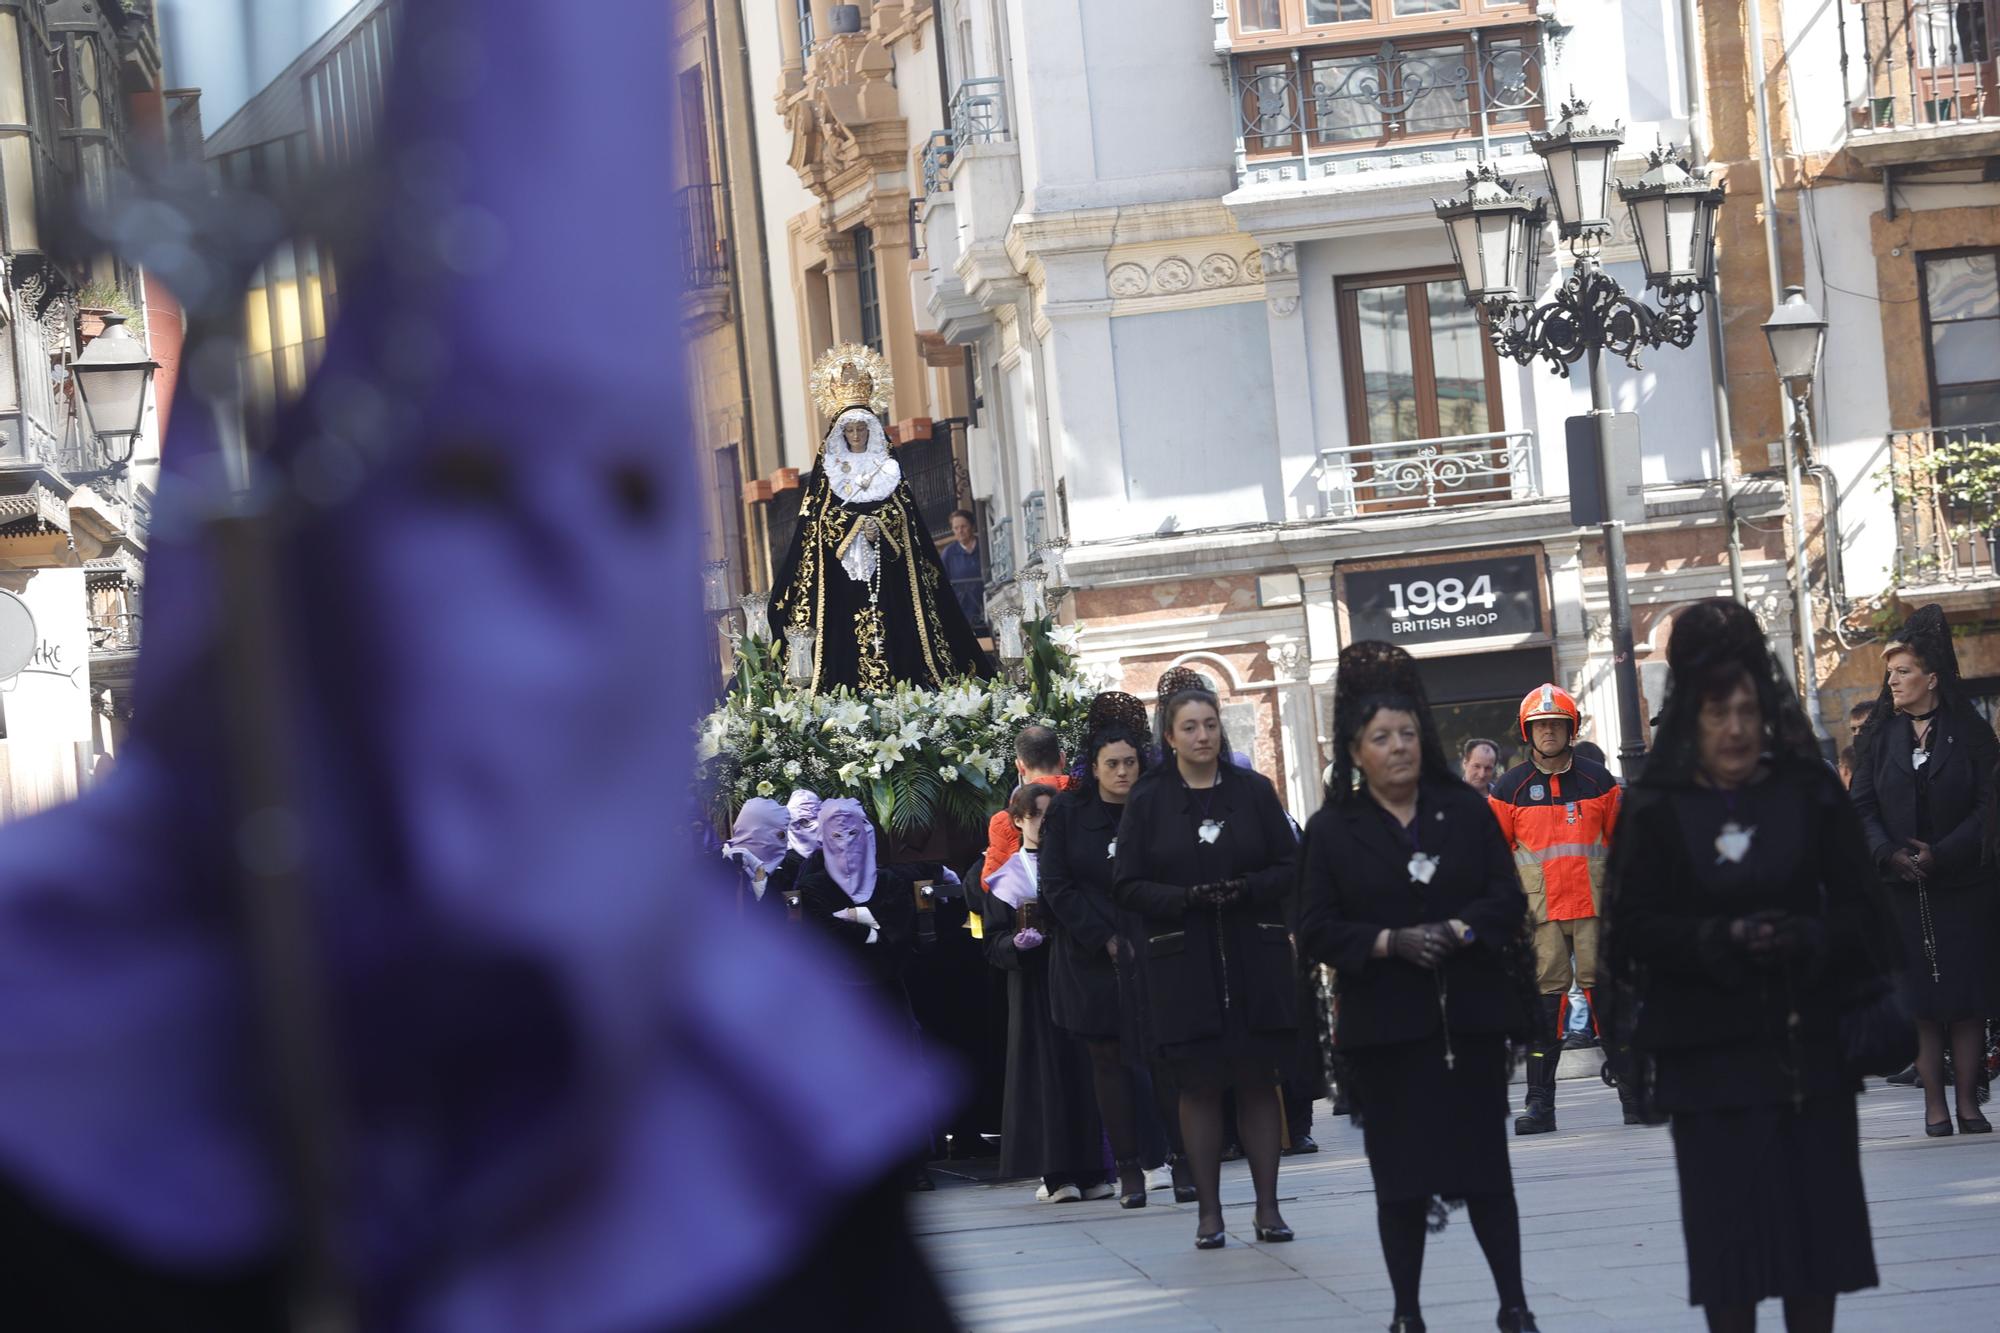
[740,2,981,596]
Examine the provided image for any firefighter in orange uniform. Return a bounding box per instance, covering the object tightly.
[1488,685,1626,1134]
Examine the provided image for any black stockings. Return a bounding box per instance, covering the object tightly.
[1178,1084,1287,1234]
[1085,1040,1139,1160]
[1703,1293,1834,1333]
[1376,1192,1524,1320]
[1916,1018,1986,1124]
[1377,1199,1429,1319]
[1466,1192,1526,1310]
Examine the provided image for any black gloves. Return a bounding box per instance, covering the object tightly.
[1390,924,1458,969]
[1187,878,1248,910]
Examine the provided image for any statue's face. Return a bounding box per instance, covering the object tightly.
[842,419,870,452]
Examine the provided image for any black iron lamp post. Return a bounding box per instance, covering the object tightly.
[1433,96,1725,778]
[1761,286,1832,747]
[70,314,159,468]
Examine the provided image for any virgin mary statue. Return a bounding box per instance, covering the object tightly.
[767,344,993,692]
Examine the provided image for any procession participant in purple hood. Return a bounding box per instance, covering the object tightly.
[0,1,955,1328]
[721,798,791,913]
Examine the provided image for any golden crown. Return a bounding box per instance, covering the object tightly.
[810,342,893,422]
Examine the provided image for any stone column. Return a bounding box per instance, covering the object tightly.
[1271,638,1323,820]
[1255,240,1319,520]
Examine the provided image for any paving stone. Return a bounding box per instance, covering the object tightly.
[913,1075,2000,1330]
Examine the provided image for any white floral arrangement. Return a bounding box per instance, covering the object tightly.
[698,617,1103,837]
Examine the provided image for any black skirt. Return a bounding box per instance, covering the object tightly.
[1890,877,2000,1022]
[1669,1094,1877,1308]
[1346,1032,1512,1203]
[998,964,1105,1183]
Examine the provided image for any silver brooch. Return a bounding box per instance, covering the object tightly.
[1197,819,1224,845]
[1714,821,1755,865]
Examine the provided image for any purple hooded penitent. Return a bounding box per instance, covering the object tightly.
[816,798,879,904]
[722,797,789,876]
[0,1,945,1328]
[785,787,822,859]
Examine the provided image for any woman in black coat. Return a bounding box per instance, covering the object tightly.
[1113,687,1299,1249]
[1848,603,1999,1135]
[1295,641,1536,1333]
[1040,721,1190,1208]
[1603,599,1892,1333]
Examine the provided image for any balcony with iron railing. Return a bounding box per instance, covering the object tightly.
[677,182,730,292]
[1312,429,1540,517]
[87,611,140,655]
[920,76,1020,335]
[1841,0,2000,164]
[676,182,731,331]
[1230,28,1549,187]
[1888,420,2000,607]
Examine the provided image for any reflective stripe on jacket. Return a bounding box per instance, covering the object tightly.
[1487,757,1621,922]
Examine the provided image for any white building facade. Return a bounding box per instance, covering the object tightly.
[918,0,1812,815]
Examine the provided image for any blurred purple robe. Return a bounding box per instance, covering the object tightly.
[0,1,945,1328]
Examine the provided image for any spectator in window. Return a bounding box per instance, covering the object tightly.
[1460,737,1501,793]
[940,509,986,630]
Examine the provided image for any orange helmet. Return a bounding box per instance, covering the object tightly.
[1517,684,1580,744]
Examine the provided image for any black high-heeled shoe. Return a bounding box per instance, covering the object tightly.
[1925,1118,1955,1137]
[1194,1228,1226,1250]
[1497,1307,1540,1332]
[1388,1317,1426,1332]
[1115,1157,1147,1209]
[1958,1113,1993,1134]
[1253,1222,1294,1243]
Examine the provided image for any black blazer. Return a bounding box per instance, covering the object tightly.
[1037,791,1128,1037]
[1605,760,1892,1065]
[1112,764,1299,1047]
[1850,701,1997,889]
[1295,777,1529,1050]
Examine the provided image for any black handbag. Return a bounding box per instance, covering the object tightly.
[1837,975,1916,1080]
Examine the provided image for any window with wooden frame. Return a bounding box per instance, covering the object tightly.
[1226,0,1537,50]
[1920,247,2000,427]
[1235,27,1545,157]
[1334,270,1512,512]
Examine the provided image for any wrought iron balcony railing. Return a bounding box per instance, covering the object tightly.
[950,77,1009,145]
[1889,420,2000,587]
[677,182,730,292]
[1232,29,1547,184]
[1843,0,1998,135]
[921,128,955,197]
[87,612,140,653]
[1313,429,1540,518]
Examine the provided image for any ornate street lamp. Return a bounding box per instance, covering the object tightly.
[1432,98,1727,779]
[1532,97,1625,238]
[1619,145,1727,295]
[1435,165,1541,308]
[1761,285,1828,389]
[70,315,158,466]
[1763,286,1833,751]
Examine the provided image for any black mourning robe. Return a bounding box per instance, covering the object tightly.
[767,460,992,692]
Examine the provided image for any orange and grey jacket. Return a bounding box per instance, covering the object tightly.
[1487,757,1621,923]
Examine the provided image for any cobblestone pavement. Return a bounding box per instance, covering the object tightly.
[913,1075,2000,1331]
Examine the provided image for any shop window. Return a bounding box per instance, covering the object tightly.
[1920,248,2000,426]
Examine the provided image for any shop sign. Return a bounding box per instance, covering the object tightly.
[1343,553,1543,646]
